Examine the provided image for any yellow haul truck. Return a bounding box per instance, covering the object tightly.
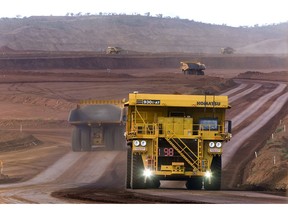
[180,61,206,75]
[125,93,232,190]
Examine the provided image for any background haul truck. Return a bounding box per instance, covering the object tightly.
[68,100,126,151]
[125,93,231,190]
[180,61,206,75]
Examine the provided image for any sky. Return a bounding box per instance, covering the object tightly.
[0,0,287,27]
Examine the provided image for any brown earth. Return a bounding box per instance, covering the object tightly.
[242,115,288,191]
[220,70,288,191]
[0,52,287,203]
[0,15,287,54]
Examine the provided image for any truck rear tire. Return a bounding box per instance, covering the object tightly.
[146,178,161,189]
[131,153,145,189]
[104,126,114,150]
[186,177,202,190]
[205,156,221,190]
[72,127,81,152]
[81,126,91,151]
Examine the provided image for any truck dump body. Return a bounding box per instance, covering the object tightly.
[68,104,123,124]
[106,46,123,54]
[125,93,231,190]
[68,103,126,151]
[180,61,206,75]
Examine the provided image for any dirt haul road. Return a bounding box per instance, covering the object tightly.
[0,79,287,204]
[0,150,125,203]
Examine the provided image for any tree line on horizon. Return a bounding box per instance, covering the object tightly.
[3,12,287,28]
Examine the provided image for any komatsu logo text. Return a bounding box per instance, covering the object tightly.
[197,101,220,106]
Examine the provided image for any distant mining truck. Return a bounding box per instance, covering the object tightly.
[221,47,235,54]
[68,100,126,151]
[180,61,206,75]
[106,46,123,54]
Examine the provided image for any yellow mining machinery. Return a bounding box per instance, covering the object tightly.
[106,46,123,54]
[125,92,232,190]
[221,47,235,54]
[180,61,206,75]
[68,99,126,151]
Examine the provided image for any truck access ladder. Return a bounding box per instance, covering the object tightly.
[165,133,200,171]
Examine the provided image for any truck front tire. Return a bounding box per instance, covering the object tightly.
[131,153,145,189]
[205,156,221,190]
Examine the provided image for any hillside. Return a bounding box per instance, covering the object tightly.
[0,15,287,54]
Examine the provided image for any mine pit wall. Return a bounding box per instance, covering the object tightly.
[0,55,287,70]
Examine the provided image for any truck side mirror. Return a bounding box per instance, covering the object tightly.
[226,120,232,134]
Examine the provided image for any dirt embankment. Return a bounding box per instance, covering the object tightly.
[242,115,288,191]
[233,71,288,191]
[0,54,287,70]
[0,131,42,152]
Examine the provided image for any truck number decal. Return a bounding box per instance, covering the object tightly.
[137,99,160,105]
[159,147,174,157]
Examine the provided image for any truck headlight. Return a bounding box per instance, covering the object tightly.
[209,142,215,148]
[141,140,147,146]
[205,171,212,178]
[216,142,222,148]
[133,140,140,146]
[143,169,152,177]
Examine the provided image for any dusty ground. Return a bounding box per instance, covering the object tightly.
[0,53,287,203]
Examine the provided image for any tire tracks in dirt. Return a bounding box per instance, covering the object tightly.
[222,81,287,189]
[0,150,123,203]
[231,83,286,128]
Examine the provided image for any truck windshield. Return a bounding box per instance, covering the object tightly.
[199,118,218,131]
